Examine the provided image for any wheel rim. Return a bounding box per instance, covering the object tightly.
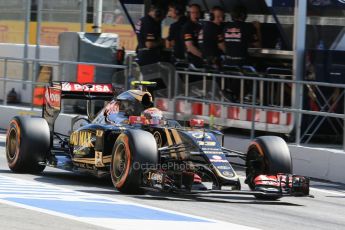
[113,143,128,181]
[7,128,18,161]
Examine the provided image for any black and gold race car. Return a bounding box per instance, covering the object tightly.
[5,81,310,200]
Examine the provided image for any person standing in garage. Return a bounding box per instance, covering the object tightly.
[135,5,165,66]
[219,4,261,101]
[166,3,187,62]
[221,4,261,66]
[181,3,203,68]
[198,6,225,69]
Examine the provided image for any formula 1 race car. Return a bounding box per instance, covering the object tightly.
[5,81,310,200]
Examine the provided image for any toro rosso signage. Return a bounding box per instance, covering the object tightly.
[62,82,113,94]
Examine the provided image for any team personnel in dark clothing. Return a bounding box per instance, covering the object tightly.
[135,5,165,66]
[217,5,261,101]
[220,4,261,66]
[166,4,187,61]
[181,4,203,68]
[198,6,225,68]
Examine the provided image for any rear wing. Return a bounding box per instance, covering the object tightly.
[43,81,122,132]
[44,81,120,110]
[60,82,119,100]
[44,81,122,107]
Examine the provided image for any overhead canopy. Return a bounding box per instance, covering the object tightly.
[120,0,345,10]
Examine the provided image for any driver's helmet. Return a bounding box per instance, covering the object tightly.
[116,90,153,116]
[141,107,164,125]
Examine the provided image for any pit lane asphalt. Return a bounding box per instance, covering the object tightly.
[0,130,345,230]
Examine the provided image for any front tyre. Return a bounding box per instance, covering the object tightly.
[6,116,50,173]
[110,130,158,194]
[246,136,292,200]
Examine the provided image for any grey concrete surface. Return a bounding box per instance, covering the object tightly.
[1,132,345,230]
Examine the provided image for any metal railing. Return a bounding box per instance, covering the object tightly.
[172,68,345,151]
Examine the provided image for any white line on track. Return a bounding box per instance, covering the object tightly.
[0,175,259,230]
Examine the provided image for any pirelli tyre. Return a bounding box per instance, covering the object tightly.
[110,129,158,194]
[6,116,50,173]
[246,136,292,200]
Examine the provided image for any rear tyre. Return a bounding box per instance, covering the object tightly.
[6,116,50,173]
[246,136,292,200]
[110,129,158,194]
